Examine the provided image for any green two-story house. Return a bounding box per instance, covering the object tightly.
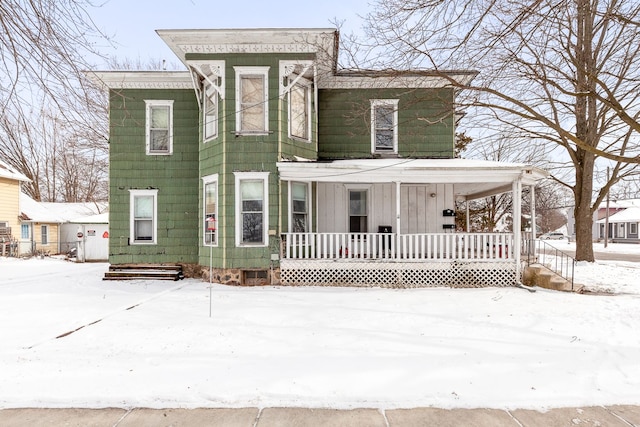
[93,28,547,287]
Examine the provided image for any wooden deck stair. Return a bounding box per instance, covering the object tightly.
[103,264,185,281]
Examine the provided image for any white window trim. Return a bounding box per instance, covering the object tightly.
[345,184,372,233]
[202,174,219,247]
[203,84,218,142]
[129,189,158,245]
[370,99,399,154]
[288,78,312,142]
[234,66,270,135]
[234,171,270,247]
[41,224,49,245]
[288,181,312,233]
[145,100,174,155]
[630,223,638,235]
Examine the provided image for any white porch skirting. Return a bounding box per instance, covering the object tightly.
[280,259,518,288]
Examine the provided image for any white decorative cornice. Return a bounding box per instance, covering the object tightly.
[88,71,193,90]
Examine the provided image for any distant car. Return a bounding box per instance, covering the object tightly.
[540,232,566,240]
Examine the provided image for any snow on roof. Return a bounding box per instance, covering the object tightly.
[597,206,640,223]
[69,212,109,224]
[0,159,30,182]
[19,193,107,223]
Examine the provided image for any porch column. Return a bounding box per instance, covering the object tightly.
[466,201,470,232]
[512,179,522,282]
[530,184,536,241]
[395,181,401,258]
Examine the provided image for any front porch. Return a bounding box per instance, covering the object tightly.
[281,232,520,287]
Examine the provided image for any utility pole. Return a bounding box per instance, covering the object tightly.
[604,167,610,248]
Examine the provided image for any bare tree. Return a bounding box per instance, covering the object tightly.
[0,1,109,202]
[353,0,640,261]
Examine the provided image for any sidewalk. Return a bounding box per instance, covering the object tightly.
[1,405,639,426]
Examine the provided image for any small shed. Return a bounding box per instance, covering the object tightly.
[62,213,109,262]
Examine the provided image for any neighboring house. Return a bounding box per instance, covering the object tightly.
[595,201,640,244]
[0,159,30,256]
[91,28,547,287]
[19,193,107,256]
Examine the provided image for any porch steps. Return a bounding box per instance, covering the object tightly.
[523,264,583,293]
[103,264,185,281]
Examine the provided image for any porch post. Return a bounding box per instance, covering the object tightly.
[466,201,470,232]
[530,184,536,241]
[512,179,522,282]
[395,181,401,258]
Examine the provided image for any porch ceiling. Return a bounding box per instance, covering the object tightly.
[277,158,548,199]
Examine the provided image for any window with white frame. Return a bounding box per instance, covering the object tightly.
[41,225,49,245]
[370,99,398,153]
[289,80,311,141]
[129,189,158,244]
[234,172,269,246]
[145,100,174,155]
[290,182,309,232]
[203,83,218,141]
[630,223,638,235]
[235,67,269,134]
[349,189,368,233]
[202,174,218,246]
[21,224,29,239]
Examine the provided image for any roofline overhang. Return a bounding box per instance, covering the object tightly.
[86,71,193,90]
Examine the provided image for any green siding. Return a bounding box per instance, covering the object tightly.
[318,88,455,159]
[108,89,200,264]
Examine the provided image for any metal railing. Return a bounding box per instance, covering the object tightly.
[527,239,576,290]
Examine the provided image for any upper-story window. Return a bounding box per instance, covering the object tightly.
[234,66,270,135]
[203,83,218,141]
[145,100,174,155]
[370,99,399,154]
[289,80,311,141]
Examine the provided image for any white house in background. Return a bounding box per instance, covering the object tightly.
[19,193,107,256]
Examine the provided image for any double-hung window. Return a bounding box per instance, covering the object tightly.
[145,100,174,155]
[41,225,49,245]
[370,99,399,154]
[235,67,269,134]
[203,83,218,141]
[234,172,269,246]
[130,189,158,244]
[349,189,368,233]
[290,182,310,233]
[289,80,311,141]
[202,174,218,246]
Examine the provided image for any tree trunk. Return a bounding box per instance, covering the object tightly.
[573,152,595,262]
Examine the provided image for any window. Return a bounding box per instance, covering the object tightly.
[289,80,311,141]
[145,100,174,155]
[41,225,49,245]
[290,182,310,232]
[235,67,269,134]
[203,84,218,141]
[129,189,158,244]
[349,190,368,233]
[370,99,399,153]
[21,224,29,239]
[202,174,218,246]
[234,172,269,246]
[630,223,638,235]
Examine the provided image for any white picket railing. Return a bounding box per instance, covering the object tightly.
[282,232,514,261]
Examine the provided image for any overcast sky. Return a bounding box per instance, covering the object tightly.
[90,0,370,66]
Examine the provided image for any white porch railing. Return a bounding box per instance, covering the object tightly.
[282,232,514,261]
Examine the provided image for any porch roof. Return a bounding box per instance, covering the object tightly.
[277,158,548,200]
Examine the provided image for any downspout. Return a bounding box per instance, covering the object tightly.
[221,97,227,270]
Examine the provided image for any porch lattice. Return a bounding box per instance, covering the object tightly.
[280,260,518,288]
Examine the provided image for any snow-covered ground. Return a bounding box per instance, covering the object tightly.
[0,246,639,410]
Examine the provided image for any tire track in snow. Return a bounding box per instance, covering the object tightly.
[24,281,192,349]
